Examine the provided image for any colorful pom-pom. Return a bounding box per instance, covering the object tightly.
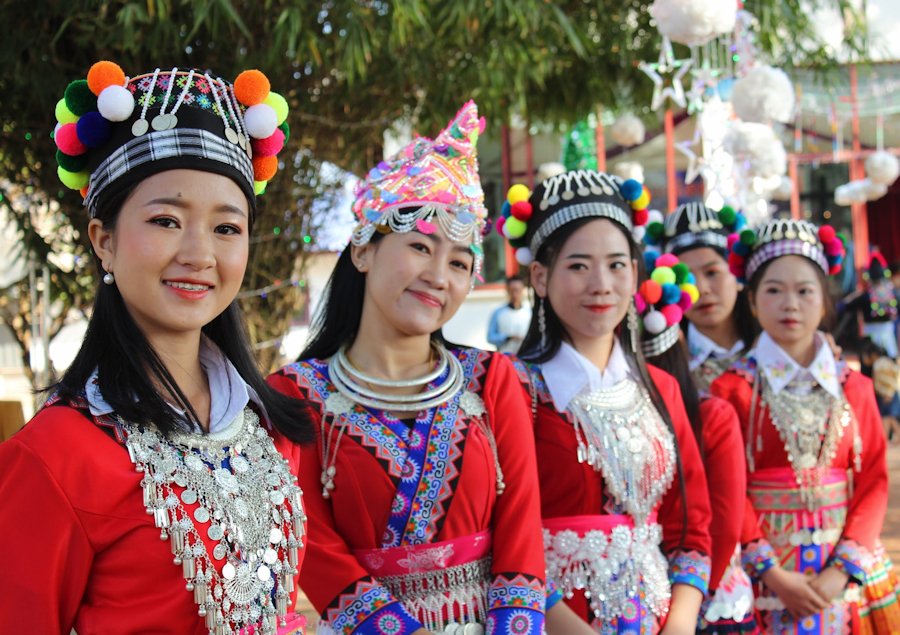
[726,233,740,249]
[678,290,693,311]
[829,263,842,275]
[686,272,696,285]
[655,253,679,268]
[620,179,643,201]
[504,217,527,239]
[661,283,681,305]
[252,155,278,181]
[647,221,665,241]
[64,79,97,116]
[647,209,665,225]
[234,70,271,106]
[511,200,533,221]
[254,180,267,195]
[251,128,286,157]
[639,280,663,305]
[644,310,667,334]
[733,241,751,257]
[818,225,836,244]
[644,250,660,272]
[719,205,737,226]
[633,225,647,243]
[633,208,649,226]
[495,216,506,235]
[739,228,756,246]
[76,111,112,148]
[680,283,700,304]
[728,252,745,269]
[509,236,528,249]
[79,186,89,198]
[56,149,88,173]
[97,85,135,122]
[634,294,647,314]
[55,123,87,156]
[650,266,676,286]
[87,61,126,96]
[661,304,683,326]
[825,239,844,257]
[263,92,289,126]
[55,98,78,125]
[515,247,533,265]
[244,103,278,139]
[500,201,512,219]
[507,184,530,205]
[631,188,650,210]
[672,262,689,284]
[57,165,89,190]
[278,121,290,143]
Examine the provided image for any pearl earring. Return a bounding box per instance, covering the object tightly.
[103,271,115,285]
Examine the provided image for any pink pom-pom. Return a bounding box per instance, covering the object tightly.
[634,294,647,314]
[416,219,436,235]
[818,225,836,244]
[727,233,740,249]
[655,253,679,268]
[678,291,693,311]
[825,239,844,257]
[251,128,286,157]
[660,304,683,326]
[495,216,506,235]
[55,123,87,156]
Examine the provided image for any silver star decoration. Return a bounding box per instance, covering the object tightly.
[639,37,693,111]
[687,65,721,114]
[675,127,707,185]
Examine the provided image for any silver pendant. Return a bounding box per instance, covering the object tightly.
[225,127,239,144]
[151,114,170,131]
[132,119,149,136]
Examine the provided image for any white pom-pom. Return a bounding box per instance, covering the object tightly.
[723,122,787,178]
[97,85,135,122]
[632,225,647,243]
[647,209,665,225]
[834,184,853,206]
[243,104,278,139]
[731,66,795,124]
[644,310,668,334]
[863,178,889,201]
[515,247,533,265]
[54,122,62,137]
[771,176,793,200]
[537,162,567,182]
[613,161,645,183]
[610,114,646,147]
[649,0,738,46]
[865,151,900,186]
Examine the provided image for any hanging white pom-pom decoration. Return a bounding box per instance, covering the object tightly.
[632,225,647,242]
[537,162,567,182]
[731,65,795,124]
[771,176,794,201]
[515,247,533,266]
[834,184,853,206]
[865,151,900,186]
[643,310,668,334]
[724,122,787,179]
[613,161,645,183]
[97,85,135,122]
[243,104,278,139]
[863,178,889,201]
[610,114,646,147]
[647,209,665,225]
[649,0,738,46]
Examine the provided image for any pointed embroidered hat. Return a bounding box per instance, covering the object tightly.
[351,101,487,253]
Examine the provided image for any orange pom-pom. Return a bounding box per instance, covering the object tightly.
[234,70,270,106]
[87,61,126,96]
[253,155,278,181]
[79,186,89,198]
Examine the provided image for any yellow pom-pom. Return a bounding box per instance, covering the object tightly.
[234,70,270,106]
[254,180,267,195]
[58,166,89,190]
[263,92,289,126]
[55,98,78,124]
[631,189,650,210]
[507,184,530,205]
[650,266,676,286]
[680,283,700,303]
[87,61,126,96]
[253,155,278,181]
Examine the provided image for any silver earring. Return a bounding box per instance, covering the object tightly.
[103,271,115,285]
[626,298,639,353]
[538,298,547,351]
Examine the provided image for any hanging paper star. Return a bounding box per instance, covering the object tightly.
[639,37,693,111]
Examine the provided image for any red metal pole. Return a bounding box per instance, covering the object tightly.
[665,109,677,211]
[848,64,869,276]
[595,106,607,173]
[501,124,518,277]
[788,156,801,220]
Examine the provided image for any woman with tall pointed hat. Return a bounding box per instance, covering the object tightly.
[502,170,713,634]
[268,102,547,635]
[0,62,311,634]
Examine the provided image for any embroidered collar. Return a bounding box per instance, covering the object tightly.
[753,331,841,399]
[542,340,631,411]
[85,335,263,433]
[687,323,744,371]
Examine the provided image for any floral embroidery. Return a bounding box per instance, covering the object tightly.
[742,538,777,580]
[829,538,869,584]
[668,549,711,595]
[322,580,418,635]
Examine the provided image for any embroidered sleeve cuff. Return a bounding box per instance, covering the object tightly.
[545,577,564,610]
[828,539,870,585]
[741,539,777,580]
[668,549,711,595]
[487,573,545,635]
[321,579,421,634]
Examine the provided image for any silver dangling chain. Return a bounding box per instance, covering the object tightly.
[626,298,639,353]
[538,298,547,351]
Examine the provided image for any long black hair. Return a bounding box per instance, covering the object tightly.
[53,186,314,443]
[644,338,704,455]
[519,216,689,541]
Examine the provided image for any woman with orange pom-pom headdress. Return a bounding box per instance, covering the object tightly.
[711,219,900,634]
[500,170,713,634]
[0,62,312,634]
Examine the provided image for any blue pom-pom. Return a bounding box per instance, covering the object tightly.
[643,250,660,271]
[686,273,696,285]
[75,111,111,148]
[501,201,512,218]
[733,215,747,231]
[829,253,844,265]
[661,283,681,305]
[620,179,643,201]
[733,241,751,257]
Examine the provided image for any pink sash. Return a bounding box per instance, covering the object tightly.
[542,512,657,534]
[353,530,491,575]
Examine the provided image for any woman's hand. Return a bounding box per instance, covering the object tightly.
[659,584,703,635]
[545,600,596,635]
[809,566,849,603]
[762,566,830,619]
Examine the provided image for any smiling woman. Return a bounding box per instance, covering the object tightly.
[0,62,312,635]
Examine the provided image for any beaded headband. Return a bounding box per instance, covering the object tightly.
[636,252,699,357]
[53,61,290,218]
[497,170,650,265]
[351,101,487,273]
[645,202,747,256]
[727,218,846,283]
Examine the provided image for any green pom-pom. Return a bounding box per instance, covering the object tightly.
[64,79,97,117]
[672,263,689,284]
[278,121,290,144]
[56,149,88,172]
[740,228,756,246]
[509,236,527,249]
[650,266,676,286]
[647,221,665,239]
[719,205,736,226]
[836,232,848,246]
[57,165,89,190]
